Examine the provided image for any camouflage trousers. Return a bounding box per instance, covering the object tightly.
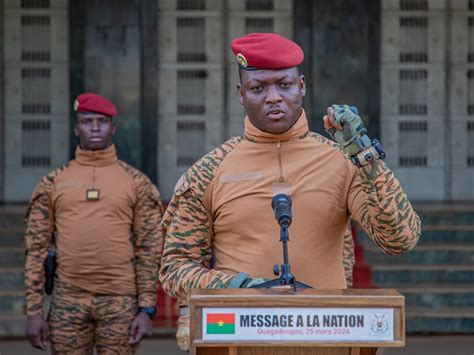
[48,280,138,355]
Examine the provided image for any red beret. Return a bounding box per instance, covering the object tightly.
[231,33,304,70]
[74,93,117,118]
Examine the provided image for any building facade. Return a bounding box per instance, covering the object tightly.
[1,0,473,202]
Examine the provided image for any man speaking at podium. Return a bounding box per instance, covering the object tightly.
[159,32,421,342]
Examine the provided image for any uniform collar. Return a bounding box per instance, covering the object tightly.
[243,109,309,143]
[75,144,118,166]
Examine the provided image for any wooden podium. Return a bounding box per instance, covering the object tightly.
[189,288,404,355]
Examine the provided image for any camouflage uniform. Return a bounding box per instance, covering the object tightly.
[342,223,355,288]
[160,111,420,301]
[48,280,137,354]
[25,147,164,354]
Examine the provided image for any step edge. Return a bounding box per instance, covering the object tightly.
[359,225,474,232]
[372,265,474,271]
[0,247,24,252]
[0,268,24,272]
[398,288,474,293]
[363,245,474,251]
[0,315,25,320]
[414,204,474,212]
[407,311,474,318]
[0,291,25,296]
[421,225,474,231]
[0,228,25,234]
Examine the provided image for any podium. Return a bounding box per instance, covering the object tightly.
[189,288,405,355]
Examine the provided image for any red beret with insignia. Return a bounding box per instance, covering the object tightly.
[74,93,117,118]
[231,33,304,70]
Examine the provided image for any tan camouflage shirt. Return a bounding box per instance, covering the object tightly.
[25,145,164,316]
[160,111,420,301]
[175,223,354,309]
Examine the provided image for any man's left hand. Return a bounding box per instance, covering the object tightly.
[128,312,152,345]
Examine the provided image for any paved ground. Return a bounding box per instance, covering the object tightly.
[0,336,473,355]
[0,338,180,355]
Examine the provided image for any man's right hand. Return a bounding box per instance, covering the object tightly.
[176,312,190,352]
[26,314,49,351]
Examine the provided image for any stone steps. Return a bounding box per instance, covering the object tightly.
[422,224,474,231]
[0,208,28,337]
[0,290,24,315]
[359,226,474,245]
[372,265,474,284]
[0,207,26,229]
[0,315,27,337]
[357,205,474,333]
[416,228,474,245]
[0,228,25,248]
[394,284,474,308]
[417,211,474,225]
[0,248,25,267]
[406,308,474,333]
[0,268,24,291]
[363,245,474,264]
[406,293,474,308]
[407,307,474,318]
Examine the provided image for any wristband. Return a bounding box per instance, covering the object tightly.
[351,139,386,167]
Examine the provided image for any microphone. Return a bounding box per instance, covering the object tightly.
[271,194,292,229]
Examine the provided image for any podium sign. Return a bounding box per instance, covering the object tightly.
[202,307,394,342]
[190,289,405,355]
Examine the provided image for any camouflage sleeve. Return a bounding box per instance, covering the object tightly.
[159,185,233,302]
[24,175,55,316]
[342,223,355,288]
[159,138,242,302]
[349,159,421,255]
[126,164,164,308]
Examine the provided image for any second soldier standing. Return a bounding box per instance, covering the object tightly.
[24,93,164,354]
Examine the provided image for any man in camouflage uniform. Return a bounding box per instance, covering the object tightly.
[25,93,164,354]
[160,32,420,341]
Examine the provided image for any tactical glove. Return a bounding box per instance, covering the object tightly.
[326,104,371,157]
[241,277,268,288]
[229,272,268,288]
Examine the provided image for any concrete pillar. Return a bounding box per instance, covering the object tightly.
[83,0,142,168]
[0,0,4,202]
[294,0,380,138]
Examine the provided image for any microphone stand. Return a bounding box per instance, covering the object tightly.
[252,225,312,291]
